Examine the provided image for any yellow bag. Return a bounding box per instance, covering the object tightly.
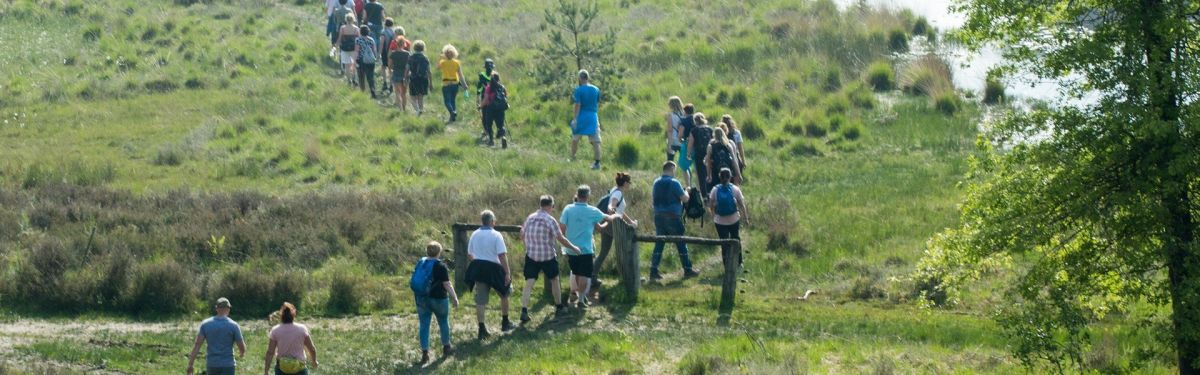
[277,357,307,374]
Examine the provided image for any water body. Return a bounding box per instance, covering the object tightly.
[835,0,1088,107]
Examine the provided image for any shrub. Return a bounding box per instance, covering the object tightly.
[740,119,764,140]
[888,29,909,52]
[803,116,828,138]
[639,120,661,135]
[615,139,640,167]
[12,238,72,307]
[849,273,885,300]
[154,143,186,166]
[912,17,930,36]
[209,265,306,319]
[913,274,948,306]
[823,96,850,115]
[935,93,961,115]
[983,76,1006,105]
[789,140,823,157]
[728,88,749,109]
[845,83,876,109]
[900,54,953,98]
[866,61,895,91]
[841,123,863,141]
[326,268,365,315]
[361,233,410,274]
[129,259,197,315]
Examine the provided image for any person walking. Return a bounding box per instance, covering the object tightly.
[325,0,354,18]
[407,40,433,116]
[363,0,384,46]
[187,298,246,375]
[570,70,603,170]
[328,0,354,49]
[388,27,412,110]
[437,44,467,123]
[705,127,743,186]
[354,25,380,98]
[721,114,747,176]
[709,168,750,268]
[665,96,685,162]
[650,161,699,281]
[518,195,582,323]
[465,210,515,338]
[263,302,318,375]
[378,18,396,94]
[412,241,459,363]
[592,172,636,287]
[475,59,496,141]
[675,103,697,187]
[336,13,359,83]
[688,113,716,194]
[479,72,510,148]
[559,185,620,308]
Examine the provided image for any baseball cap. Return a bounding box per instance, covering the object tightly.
[216,297,232,309]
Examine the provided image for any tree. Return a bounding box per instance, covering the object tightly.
[916,0,1200,372]
[533,0,622,101]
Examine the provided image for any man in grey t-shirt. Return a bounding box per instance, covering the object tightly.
[187,298,246,375]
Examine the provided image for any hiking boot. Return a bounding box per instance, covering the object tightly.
[442,345,455,357]
[500,137,508,149]
[477,324,490,340]
[520,308,531,324]
[450,114,457,122]
[683,269,700,279]
[554,304,566,315]
[486,137,495,147]
[590,161,601,170]
[501,319,515,332]
[649,270,663,281]
[420,350,430,364]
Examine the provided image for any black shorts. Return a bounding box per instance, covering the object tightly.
[567,254,595,278]
[523,256,560,280]
[409,78,429,96]
[465,260,511,297]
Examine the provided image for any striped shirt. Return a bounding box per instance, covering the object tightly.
[521,210,562,262]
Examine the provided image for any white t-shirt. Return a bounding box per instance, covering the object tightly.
[667,112,683,147]
[468,227,507,264]
[608,188,627,215]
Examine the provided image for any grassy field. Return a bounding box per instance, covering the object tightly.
[0,0,1176,373]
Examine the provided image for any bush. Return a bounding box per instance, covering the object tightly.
[615,139,640,167]
[888,29,909,52]
[740,119,764,140]
[154,143,186,166]
[935,93,961,115]
[901,54,953,98]
[912,275,948,306]
[983,76,1006,105]
[209,265,307,319]
[912,17,930,36]
[849,274,885,300]
[129,259,197,315]
[845,83,876,109]
[841,124,863,141]
[11,238,72,308]
[728,88,749,109]
[326,268,365,315]
[866,61,895,91]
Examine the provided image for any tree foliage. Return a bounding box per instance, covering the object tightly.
[918,0,1200,372]
[533,0,623,101]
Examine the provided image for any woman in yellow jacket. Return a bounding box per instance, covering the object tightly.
[438,44,467,123]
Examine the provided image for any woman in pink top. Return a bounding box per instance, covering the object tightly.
[708,168,750,268]
[263,302,319,375]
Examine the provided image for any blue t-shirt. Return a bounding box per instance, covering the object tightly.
[652,175,686,215]
[198,316,244,368]
[572,84,601,135]
[560,202,606,255]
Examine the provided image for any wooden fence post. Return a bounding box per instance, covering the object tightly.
[452,226,468,293]
[613,219,640,301]
[718,240,739,326]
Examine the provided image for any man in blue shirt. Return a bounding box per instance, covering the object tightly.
[651,161,699,281]
[570,70,604,170]
[560,185,620,308]
[187,298,246,375]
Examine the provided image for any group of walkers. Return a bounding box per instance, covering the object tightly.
[324,0,513,148]
[188,299,318,375]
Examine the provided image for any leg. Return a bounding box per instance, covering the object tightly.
[482,110,495,142]
[570,137,580,160]
[442,85,456,119]
[550,276,562,305]
[433,298,451,347]
[593,229,613,283]
[417,298,433,350]
[495,110,507,139]
[651,215,671,274]
[357,64,367,91]
[591,138,602,163]
[473,283,488,325]
[522,278,535,309]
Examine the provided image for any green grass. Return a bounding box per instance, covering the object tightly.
[0,0,1178,373]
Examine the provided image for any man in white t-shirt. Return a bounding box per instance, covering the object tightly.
[465,210,514,339]
[325,0,355,16]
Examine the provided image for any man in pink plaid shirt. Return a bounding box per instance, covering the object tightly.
[519,195,581,323]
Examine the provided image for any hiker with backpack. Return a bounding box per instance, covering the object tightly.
[438,44,467,123]
[263,302,319,375]
[675,103,697,187]
[363,0,384,47]
[688,113,716,194]
[186,298,245,375]
[570,70,604,170]
[518,195,581,323]
[705,127,743,186]
[465,210,515,338]
[388,27,412,110]
[406,40,433,116]
[709,168,749,268]
[721,114,747,175]
[651,161,700,281]
[592,172,636,287]
[476,59,496,141]
[328,0,354,48]
[478,72,510,148]
[378,18,396,95]
[560,185,621,308]
[354,25,380,98]
[411,241,459,363]
[336,13,359,84]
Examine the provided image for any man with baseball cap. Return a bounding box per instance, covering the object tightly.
[187,297,246,375]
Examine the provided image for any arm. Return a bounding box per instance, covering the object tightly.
[186,333,204,375]
[262,339,277,375]
[236,339,246,360]
[665,114,674,143]
[457,66,466,87]
[704,144,714,181]
[304,336,319,369]
[498,253,511,284]
[556,232,580,253]
[687,135,696,161]
[444,281,460,307]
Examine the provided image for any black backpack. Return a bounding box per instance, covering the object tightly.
[684,186,706,225]
[691,126,714,161]
[409,55,429,81]
[489,83,509,111]
[595,188,622,214]
[710,142,736,172]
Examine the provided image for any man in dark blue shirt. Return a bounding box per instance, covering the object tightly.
[650,161,699,281]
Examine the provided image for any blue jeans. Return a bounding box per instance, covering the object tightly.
[652,213,693,272]
[442,84,459,117]
[416,296,451,350]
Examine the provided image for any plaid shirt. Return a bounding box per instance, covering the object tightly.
[521,210,562,262]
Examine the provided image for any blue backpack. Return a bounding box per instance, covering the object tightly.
[715,184,738,216]
[409,257,438,297]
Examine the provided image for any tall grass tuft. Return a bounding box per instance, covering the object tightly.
[866,61,895,91]
[900,54,953,99]
[615,139,641,167]
[983,76,1006,105]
